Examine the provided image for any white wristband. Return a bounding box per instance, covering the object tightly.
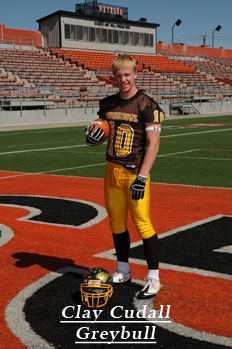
[146,126,161,132]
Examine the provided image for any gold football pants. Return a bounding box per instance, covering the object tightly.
[104,161,156,239]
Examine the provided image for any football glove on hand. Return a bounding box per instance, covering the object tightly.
[85,125,105,147]
[129,174,148,200]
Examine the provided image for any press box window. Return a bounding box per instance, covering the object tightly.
[144,33,149,46]
[119,31,124,45]
[114,30,118,44]
[129,32,134,45]
[102,28,107,43]
[124,31,129,45]
[108,29,113,44]
[96,28,101,42]
[65,24,70,39]
[78,26,89,41]
[78,26,83,40]
[71,25,76,40]
[139,33,144,46]
[65,24,77,40]
[134,32,139,46]
[66,23,154,47]
[90,27,95,42]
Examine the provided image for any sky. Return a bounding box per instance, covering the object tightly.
[0,0,231,50]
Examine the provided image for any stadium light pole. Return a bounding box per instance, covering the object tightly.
[212,25,222,48]
[172,19,182,45]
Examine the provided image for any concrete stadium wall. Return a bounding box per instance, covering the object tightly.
[0,107,99,126]
[165,100,232,116]
[0,101,231,127]
[197,100,232,114]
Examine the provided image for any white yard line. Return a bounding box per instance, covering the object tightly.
[157,148,232,160]
[0,163,106,179]
[158,149,201,157]
[0,127,231,156]
[39,163,106,174]
[0,127,231,179]
[0,144,87,155]
[160,127,231,138]
[163,156,232,161]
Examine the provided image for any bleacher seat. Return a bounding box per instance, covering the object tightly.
[0,47,232,109]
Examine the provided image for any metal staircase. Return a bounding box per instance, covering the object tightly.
[169,102,200,115]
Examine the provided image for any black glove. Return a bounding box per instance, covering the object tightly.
[129,174,148,200]
[85,125,105,147]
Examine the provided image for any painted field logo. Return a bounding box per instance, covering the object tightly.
[1,175,232,348]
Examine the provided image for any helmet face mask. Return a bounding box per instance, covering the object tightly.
[80,268,113,308]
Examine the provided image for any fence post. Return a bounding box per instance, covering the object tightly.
[65,92,67,115]
[44,87,46,116]
[20,88,22,117]
[1,87,3,110]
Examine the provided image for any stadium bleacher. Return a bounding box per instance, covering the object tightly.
[1,46,232,113]
[0,48,119,107]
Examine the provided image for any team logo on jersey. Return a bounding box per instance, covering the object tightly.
[106,111,138,122]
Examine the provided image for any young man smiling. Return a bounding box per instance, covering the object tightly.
[85,54,165,299]
[113,61,138,98]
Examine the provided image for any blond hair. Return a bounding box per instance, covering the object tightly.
[111,54,137,74]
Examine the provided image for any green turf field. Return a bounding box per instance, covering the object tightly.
[0,114,231,188]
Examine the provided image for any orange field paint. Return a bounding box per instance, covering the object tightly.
[0,171,231,346]
[202,148,232,151]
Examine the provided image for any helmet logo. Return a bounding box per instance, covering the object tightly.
[96,271,111,283]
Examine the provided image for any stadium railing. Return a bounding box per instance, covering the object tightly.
[1,41,232,117]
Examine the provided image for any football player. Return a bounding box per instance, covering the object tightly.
[86,54,165,299]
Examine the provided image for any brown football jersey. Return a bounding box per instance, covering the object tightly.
[98,90,165,174]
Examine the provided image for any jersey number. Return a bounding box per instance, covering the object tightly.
[108,122,134,157]
[154,110,165,123]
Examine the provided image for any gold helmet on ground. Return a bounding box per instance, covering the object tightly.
[80,267,113,308]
